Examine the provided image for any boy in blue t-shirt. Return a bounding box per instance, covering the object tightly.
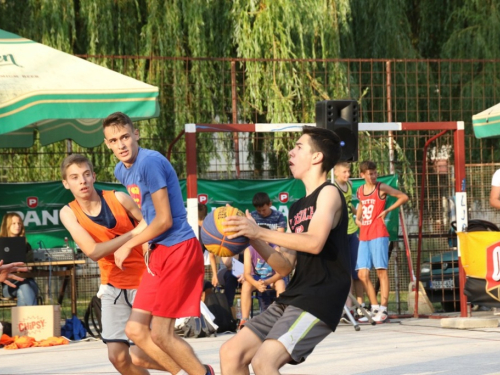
[250,192,286,232]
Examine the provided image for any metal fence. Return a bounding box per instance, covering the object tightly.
[2,57,500,320]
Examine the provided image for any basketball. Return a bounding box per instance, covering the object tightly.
[201,206,250,257]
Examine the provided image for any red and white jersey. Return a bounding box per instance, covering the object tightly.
[357,182,389,241]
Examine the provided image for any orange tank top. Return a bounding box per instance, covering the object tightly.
[68,190,145,289]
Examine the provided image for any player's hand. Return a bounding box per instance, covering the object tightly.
[223,210,260,239]
[132,220,147,236]
[0,260,28,287]
[257,279,267,293]
[114,245,133,270]
[211,274,218,287]
[377,210,388,220]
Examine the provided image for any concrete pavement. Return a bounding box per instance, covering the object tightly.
[1,312,500,374]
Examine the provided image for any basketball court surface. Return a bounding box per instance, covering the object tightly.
[1,311,500,374]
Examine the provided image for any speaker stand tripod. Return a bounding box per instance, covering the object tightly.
[342,293,376,331]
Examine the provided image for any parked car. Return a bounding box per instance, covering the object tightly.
[419,249,460,312]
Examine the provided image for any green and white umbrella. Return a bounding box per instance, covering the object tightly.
[0,29,159,148]
[472,103,500,139]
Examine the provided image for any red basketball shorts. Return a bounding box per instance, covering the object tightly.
[133,237,204,318]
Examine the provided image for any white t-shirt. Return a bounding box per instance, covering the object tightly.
[492,169,500,186]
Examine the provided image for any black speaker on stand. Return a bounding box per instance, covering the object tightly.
[315,100,359,161]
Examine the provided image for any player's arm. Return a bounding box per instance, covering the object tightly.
[209,252,218,286]
[59,205,143,262]
[243,248,260,289]
[118,187,173,251]
[355,201,363,227]
[490,185,500,210]
[378,183,409,219]
[227,185,341,255]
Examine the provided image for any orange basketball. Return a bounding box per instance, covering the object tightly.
[201,206,250,257]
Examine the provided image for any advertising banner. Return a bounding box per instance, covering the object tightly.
[0,174,400,248]
[458,231,500,306]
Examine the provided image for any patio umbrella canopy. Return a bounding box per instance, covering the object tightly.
[472,103,500,139]
[0,29,159,148]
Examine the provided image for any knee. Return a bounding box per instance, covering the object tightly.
[251,353,271,374]
[150,327,173,347]
[129,348,147,368]
[108,348,129,369]
[220,340,244,366]
[125,321,144,343]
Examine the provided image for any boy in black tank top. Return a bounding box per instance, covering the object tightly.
[220,126,350,373]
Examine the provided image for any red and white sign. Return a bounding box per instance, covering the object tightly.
[198,194,208,204]
[279,192,289,203]
[12,305,61,341]
[26,196,38,208]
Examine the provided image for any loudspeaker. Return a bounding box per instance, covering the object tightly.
[315,100,359,161]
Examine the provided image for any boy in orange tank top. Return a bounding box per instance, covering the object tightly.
[355,161,408,323]
[60,154,158,375]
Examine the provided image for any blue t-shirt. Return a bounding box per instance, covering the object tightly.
[114,147,195,247]
[250,208,286,231]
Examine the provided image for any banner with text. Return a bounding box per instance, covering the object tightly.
[0,175,400,248]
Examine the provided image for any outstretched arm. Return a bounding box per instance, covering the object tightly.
[224,185,343,274]
[0,260,28,288]
[60,192,146,262]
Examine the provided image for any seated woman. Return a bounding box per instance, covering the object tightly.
[1,213,39,306]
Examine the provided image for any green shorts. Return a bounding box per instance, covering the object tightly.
[245,303,331,364]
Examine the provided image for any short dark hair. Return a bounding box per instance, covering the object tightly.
[302,126,341,172]
[61,154,94,180]
[198,203,208,221]
[102,112,135,131]
[252,192,271,207]
[359,160,377,173]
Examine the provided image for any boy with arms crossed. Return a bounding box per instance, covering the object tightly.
[60,154,154,375]
[220,126,351,375]
[103,112,213,375]
[355,161,408,323]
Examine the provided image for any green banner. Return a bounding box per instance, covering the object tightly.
[0,174,400,248]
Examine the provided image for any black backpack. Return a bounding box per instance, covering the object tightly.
[83,295,102,338]
[204,289,237,333]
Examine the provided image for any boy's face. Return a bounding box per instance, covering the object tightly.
[289,134,315,179]
[255,203,273,218]
[361,169,378,184]
[62,162,96,199]
[335,165,350,182]
[104,123,140,168]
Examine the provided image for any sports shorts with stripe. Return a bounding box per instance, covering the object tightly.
[244,303,331,364]
[98,284,137,344]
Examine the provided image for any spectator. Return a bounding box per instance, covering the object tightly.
[239,225,286,330]
[216,255,244,318]
[333,162,365,318]
[355,161,408,323]
[1,213,39,306]
[250,192,286,232]
[198,203,216,301]
[489,168,500,210]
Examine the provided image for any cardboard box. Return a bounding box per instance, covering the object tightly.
[11,305,61,341]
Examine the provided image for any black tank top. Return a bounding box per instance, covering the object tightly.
[276,181,351,331]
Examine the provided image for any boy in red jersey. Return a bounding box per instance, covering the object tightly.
[355,161,408,323]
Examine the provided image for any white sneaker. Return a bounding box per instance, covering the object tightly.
[358,309,377,323]
[373,309,389,323]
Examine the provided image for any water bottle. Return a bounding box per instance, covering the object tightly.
[236,298,242,320]
[64,237,69,249]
